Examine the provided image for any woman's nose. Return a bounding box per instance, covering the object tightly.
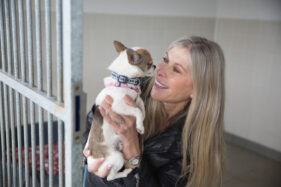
[156,63,166,77]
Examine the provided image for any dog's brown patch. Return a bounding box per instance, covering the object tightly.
[135,49,153,72]
[88,108,109,158]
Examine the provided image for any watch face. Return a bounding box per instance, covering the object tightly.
[131,158,139,165]
[130,157,140,166]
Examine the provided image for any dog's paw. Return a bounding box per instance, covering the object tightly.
[107,175,115,181]
[137,127,144,134]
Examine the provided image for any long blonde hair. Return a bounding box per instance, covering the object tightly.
[141,36,225,187]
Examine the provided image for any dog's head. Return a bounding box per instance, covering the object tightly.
[108,41,155,78]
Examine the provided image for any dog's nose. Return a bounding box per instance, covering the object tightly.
[153,65,156,69]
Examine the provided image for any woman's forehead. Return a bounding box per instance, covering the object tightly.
[167,47,191,70]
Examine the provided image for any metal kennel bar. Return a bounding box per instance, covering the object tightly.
[0,0,84,186]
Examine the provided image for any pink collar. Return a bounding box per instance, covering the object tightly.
[105,82,140,93]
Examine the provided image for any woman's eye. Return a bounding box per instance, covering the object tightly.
[163,57,168,63]
[173,67,180,73]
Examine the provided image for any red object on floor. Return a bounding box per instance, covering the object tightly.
[13,144,63,175]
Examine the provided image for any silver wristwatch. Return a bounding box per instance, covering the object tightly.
[127,156,141,166]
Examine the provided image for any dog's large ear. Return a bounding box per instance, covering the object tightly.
[127,48,142,65]
[113,41,127,53]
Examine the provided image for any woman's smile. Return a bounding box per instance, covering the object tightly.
[154,79,169,89]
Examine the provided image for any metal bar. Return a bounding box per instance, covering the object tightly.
[18,0,26,82]
[3,84,11,187]
[10,1,20,186]
[0,72,66,120]
[56,0,63,103]
[9,87,16,187]
[56,1,64,185]
[0,4,6,185]
[63,0,84,186]
[58,120,64,187]
[30,100,36,187]
[0,0,6,72]
[26,0,34,86]
[4,0,12,75]
[17,1,26,183]
[35,0,42,91]
[3,0,13,186]
[0,83,6,187]
[17,2,26,183]
[0,8,6,187]
[26,0,37,185]
[45,2,54,184]
[48,113,54,187]
[21,1,30,185]
[11,0,18,79]
[45,0,52,97]
[35,1,45,186]
[38,106,44,187]
[16,92,23,187]
[22,96,29,186]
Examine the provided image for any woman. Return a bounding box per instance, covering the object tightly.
[83,36,225,187]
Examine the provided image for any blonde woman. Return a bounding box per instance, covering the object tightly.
[83,36,225,187]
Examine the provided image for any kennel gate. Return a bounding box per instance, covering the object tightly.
[0,0,84,186]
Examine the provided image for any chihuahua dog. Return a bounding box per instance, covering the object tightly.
[85,41,154,180]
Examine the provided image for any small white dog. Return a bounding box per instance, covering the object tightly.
[85,41,154,180]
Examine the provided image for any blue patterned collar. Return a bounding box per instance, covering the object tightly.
[111,72,142,86]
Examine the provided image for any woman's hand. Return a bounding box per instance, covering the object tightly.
[100,95,141,167]
[83,147,112,177]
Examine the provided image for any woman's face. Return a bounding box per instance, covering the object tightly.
[151,46,193,107]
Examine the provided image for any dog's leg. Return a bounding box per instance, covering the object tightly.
[134,97,145,134]
[107,168,133,181]
[135,97,145,118]
[123,106,144,134]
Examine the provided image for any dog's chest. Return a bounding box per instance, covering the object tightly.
[96,86,139,106]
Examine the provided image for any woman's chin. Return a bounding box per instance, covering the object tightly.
[151,88,164,101]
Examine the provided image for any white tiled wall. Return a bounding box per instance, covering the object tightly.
[215,19,281,152]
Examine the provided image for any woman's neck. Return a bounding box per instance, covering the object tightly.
[163,101,189,121]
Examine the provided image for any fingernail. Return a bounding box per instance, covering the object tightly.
[87,150,91,155]
[99,157,105,161]
[107,164,112,169]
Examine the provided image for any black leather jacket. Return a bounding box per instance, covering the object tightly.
[82,105,189,187]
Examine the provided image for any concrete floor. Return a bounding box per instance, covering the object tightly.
[223,143,281,187]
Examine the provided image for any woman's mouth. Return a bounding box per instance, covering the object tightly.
[154,79,168,89]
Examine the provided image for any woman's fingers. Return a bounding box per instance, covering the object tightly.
[83,147,91,157]
[101,96,122,122]
[100,107,120,130]
[100,95,138,135]
[96,164,112,178]
[87,156,112,178]
[123,95,138,107]
[87,157,104,173]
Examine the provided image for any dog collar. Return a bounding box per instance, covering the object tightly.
[105,82,140,93]
[111,72,142,86]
